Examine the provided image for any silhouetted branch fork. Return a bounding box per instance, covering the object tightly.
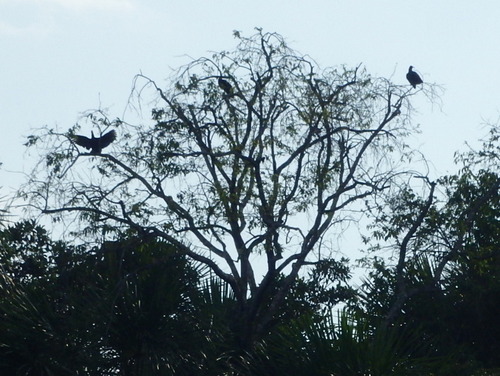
[42,203,237,286]
[383,181,437,325]
[87,153,237,272]
[323,189,377,214]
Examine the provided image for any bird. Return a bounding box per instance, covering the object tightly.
[406,66,423,88]
[73,130,116,154]
[218,77,233,95]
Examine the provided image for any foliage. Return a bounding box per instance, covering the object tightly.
[356,127,500,374]
[0,223,218,375]
[249,309,437,376]
[0,221,355,375]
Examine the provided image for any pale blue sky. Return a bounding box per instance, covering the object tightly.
[2,0,500,203]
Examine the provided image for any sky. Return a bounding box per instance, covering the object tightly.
[2,0,500,219]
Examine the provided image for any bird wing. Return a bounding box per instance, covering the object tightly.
[99,130,117,149]
[73,135,93,149]
[406,72,415,88]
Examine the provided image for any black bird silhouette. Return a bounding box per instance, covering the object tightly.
[218,77,233,95]
[406,66,423,88]
[73,130,116,154]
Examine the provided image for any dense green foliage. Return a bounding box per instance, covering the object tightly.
[0,224,211,374]
[356,140,500,374]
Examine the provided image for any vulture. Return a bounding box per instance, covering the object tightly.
[73,130,116,154]
[406,66,423,88]
[218,77,233,95]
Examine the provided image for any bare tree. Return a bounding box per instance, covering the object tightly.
[24,30,424,347]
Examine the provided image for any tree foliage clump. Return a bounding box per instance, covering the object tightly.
[0,223,227,375]
[356,125,500,374]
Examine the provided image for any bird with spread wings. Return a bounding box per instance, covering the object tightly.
[73,130,116,154]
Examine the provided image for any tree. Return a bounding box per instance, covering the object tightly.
[24,29,426,348]
[0,222,230,375]
[356,125,500,373]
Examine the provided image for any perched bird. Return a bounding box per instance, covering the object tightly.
[73,130,116,154]
[218,77,233,95]
[406,66,423,88]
